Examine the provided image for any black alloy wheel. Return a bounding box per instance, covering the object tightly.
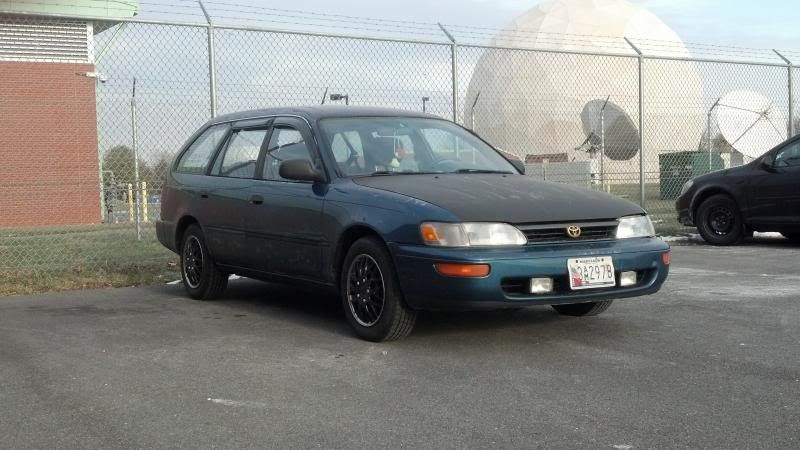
[182,235,203,289]
[346,254,385,327]
[180,224,228,300]
[340,236,417,341]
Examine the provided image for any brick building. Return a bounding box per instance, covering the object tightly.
[0,2,137,227]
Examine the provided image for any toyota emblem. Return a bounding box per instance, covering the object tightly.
[566,226,582,238]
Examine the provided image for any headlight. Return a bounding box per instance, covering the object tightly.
[420,222,527,247]
[616,215,655,239]
[679,179,694,195]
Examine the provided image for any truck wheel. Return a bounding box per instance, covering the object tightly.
[552,300,613,316]
[696,194,744,246]
[340,236,417,342]
[180,224,228,300]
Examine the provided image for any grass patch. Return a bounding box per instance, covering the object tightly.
[606,183,693,235]
[0,223,178,296]
[0,263,178,296]
[1,185,693,296]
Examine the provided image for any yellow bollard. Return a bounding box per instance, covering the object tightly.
[127,183,134,223]
[141,181,149,223]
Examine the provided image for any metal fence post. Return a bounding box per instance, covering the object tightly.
[94,22,128,224]
[131,78,142,241]
[438,23,458,123]
[199,0,217,118]
[625,38,646,209]
[599,95,609,192]
[774,50,794,138]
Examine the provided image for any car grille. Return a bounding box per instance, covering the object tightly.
[516,221,619,244]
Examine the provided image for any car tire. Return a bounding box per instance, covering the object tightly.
[340,236,417,342]
[781,232,800,242]
[552,300,613,317]
[696,194,744,246]
[180,224,228,300]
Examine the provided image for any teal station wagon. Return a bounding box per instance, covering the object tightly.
[158,106,670,341]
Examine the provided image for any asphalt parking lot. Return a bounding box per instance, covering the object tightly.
[1,240,799,449]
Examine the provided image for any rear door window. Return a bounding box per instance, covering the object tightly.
[213,129,268,179]
[176,125,228,174]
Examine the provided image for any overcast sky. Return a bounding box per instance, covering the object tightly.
[184,0,798,54]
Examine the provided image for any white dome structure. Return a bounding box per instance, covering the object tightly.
[464,0,705,182]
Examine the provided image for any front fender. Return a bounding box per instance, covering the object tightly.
[320,181,459,283]
[689,183,741,216]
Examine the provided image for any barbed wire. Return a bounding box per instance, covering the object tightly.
[4,0,799,62]
[209,14,445,38]
[201,1,441,28]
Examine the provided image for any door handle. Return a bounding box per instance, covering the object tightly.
[199,190,209,199]
[249,195,264,205]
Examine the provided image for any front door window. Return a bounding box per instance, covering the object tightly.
[263,126,315,181]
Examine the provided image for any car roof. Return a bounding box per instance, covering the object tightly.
[207,105,442,125]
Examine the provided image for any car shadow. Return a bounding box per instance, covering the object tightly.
[411,308,572,338]
[159,278,627,341]
[209,278,353,337]
[673,235,799,248]
[739,236,800,248]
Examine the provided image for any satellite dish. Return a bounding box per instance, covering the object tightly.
[714,90,785,159]
[580,99,640,161]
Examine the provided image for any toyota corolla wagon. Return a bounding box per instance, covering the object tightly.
[157,106,670,341]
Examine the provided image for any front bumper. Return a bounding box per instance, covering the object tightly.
[676,208,694,227]
[390,238,670,311]
[675,194,694,226]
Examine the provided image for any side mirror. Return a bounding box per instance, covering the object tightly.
[279,159,325,183]
[509,159,525,175]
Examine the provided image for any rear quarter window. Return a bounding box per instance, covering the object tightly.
[176,125,228,174]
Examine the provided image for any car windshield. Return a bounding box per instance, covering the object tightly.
[319,117,517,177]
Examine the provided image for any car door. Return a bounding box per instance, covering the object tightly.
[245,117,327,279]
[746,140,800,226]
[202,121,270,268]
[170,122,230,240]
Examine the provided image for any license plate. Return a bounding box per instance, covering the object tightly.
[568,256,616,290]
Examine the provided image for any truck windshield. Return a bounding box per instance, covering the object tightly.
[319,117,517,177]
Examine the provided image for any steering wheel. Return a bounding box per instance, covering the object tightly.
[344,151,363,172]
[340,134,364,173]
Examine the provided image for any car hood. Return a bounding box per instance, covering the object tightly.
[353,174,643,223]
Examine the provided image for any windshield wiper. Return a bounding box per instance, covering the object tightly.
[369,171,424,176]
[453,169,514,174]
[369,171,445,176]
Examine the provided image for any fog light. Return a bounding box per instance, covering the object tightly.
[529,277,554,294]
[620,271,637,287]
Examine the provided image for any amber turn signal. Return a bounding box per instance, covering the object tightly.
[662,251,671,265]
[434,263,491,278]
[420,224,440,243]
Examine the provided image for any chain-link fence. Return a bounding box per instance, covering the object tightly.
[0,11,797,290]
